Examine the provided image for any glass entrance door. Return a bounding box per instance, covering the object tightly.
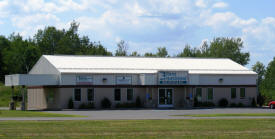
[158,88,173,107]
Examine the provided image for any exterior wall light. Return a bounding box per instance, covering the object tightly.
[102,78,107,82]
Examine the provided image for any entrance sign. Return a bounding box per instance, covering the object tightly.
[158,71,187,85]
[76,75,93,85]
[116,76,132,85]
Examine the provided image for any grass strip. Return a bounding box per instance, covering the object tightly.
[0,119,275,138]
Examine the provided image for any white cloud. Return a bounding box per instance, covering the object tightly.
[212,2,228,8]
[1,0,275,67]
[0,0,9,18]
[11,13,60,36]
[195,0,207,8]
[205,12,236,27]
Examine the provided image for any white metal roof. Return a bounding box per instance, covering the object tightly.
[42,55,256,75]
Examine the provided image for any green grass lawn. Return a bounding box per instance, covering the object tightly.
[0,119,274,138]
[173,113,275,117]
[0,110,84,117]
[0,83,21,107]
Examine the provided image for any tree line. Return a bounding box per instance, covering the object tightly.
[0,21,274,104]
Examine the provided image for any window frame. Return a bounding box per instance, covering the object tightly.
[195,88,202,101]
[127,88,134,101]
[207,88,213,101]
[87,88,94,102]
[240,88,246,99]
[231,88,237,99]
[74,88,81,102]
[114,88,121,101]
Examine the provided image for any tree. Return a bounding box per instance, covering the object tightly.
[2,34,40,74]
[252,61,266,83]
[156,47,168,57]
[177,37,250,66]
[208,37,250,65]
[130,51,140,56]
[115,40,128,56]
[0,36,10,81]
[252,61,266,106]
[144,52,156,57]
[34,26,64,55]
[177,45,196,57]
[260,57,275,102]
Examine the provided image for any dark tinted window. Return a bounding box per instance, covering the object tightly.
[114,89,121,101]
[87,89,94,101]
[74,88,81,101]
[127,88,133,101]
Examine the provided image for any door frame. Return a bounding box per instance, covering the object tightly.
[158,88,174,108]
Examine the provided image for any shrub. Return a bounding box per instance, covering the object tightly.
[257,94,265,107]
[78,102,94,109]
[238,102,244,107]
[251,97,257,107]
[230,103,237,107]
[101,97,111,108]
[68,98,74,109]
[135,96,142,108]
[78,103,86,109]
[200,102,215,107]
[116,102,136,108]
[218,98,228,107]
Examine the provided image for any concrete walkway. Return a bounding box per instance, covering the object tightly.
[0,108,275,120]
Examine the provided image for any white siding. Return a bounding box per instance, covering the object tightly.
[140,74,157,85]
[60,74,76,85]
[5,74,58,86]
[29,56,60,75]
[189,74,257,85]
[93,74,115,85]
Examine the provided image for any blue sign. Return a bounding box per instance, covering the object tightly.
[159,71,187,85]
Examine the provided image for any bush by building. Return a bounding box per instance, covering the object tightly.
[101,97,111,108]
[218,98,228,107]
[78,102,94,109]
[115,102,136,108]
[68,98,74,109]
[135,96,142,108]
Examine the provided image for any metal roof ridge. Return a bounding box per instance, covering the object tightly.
[43,55,231,60]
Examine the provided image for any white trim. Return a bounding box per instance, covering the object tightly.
[158,88,174,107]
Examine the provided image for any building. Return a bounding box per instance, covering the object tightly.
[5,55,257,110]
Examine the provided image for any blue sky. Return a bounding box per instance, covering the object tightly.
[0,0,275,68]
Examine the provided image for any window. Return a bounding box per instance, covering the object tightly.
[127,88,133,101]
[240,88,245,99]
[196,88,202,101]
[114,88,121,101]
[47,91,54,103]
[74,88,81,101]
[207,88,213,100]
[231,88,236,99]
[87,88,94,101]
